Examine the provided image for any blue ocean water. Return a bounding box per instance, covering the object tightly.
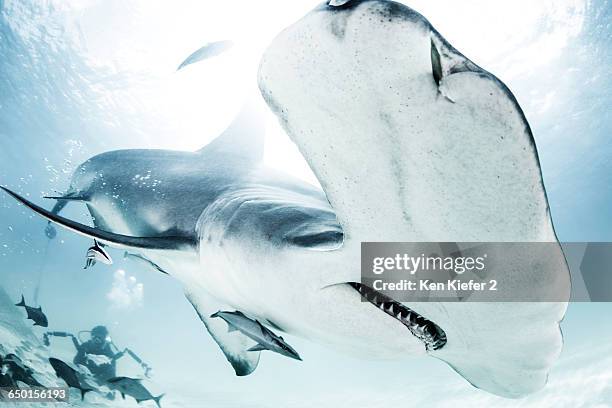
[0,1,610,407]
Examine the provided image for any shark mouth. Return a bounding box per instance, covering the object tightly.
[348,282,447,351]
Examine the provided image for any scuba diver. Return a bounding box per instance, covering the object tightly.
[73,326,119,382]
[44,325,151,385]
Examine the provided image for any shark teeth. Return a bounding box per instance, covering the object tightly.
[348,282,447,351]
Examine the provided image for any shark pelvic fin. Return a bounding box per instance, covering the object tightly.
[186,290,260,376]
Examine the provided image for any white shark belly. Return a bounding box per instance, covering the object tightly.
[195,233,425,359]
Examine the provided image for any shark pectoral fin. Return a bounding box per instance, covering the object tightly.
[247,344,268,352]
[185,289,260,376]
[0,186,196,251]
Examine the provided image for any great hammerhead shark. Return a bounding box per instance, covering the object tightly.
[1,0,569,398]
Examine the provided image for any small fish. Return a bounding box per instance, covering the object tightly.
[177,40,233,71]
[2,354,44,387]
[107,377,164,408]
[48,358,93,401]
[211,311,301,361]
[84,240,112,269]
[15,295,48,327]
[124,251,167,274]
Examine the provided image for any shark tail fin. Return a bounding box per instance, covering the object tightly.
[247,343,268,352]
[15,295,25,307]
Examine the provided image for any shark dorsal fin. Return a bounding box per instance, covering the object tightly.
[198,95,265,163]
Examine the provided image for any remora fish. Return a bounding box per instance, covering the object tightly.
[15,295,48,327]
[124,251,167,274]
[107,377,163,408]
[1,0,571,398]
[211,311,301,360]
[48,358,93,400]
[84,239,112,269]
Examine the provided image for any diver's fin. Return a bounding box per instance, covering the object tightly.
[0,186,196,251]
[247,344,268,352]
[15,295,25,307]
[185,289,260,376]
[227,325,238,333]
[198,94,265,163]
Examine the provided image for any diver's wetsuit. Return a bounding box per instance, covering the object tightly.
[73,340,118,382]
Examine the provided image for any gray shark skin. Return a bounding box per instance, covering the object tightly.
[48,358,93,400]
[107,376,163,408]
[15,295,48,327]
[211,311,301,361]
[1,100,340,377]
[1,0,570,399]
